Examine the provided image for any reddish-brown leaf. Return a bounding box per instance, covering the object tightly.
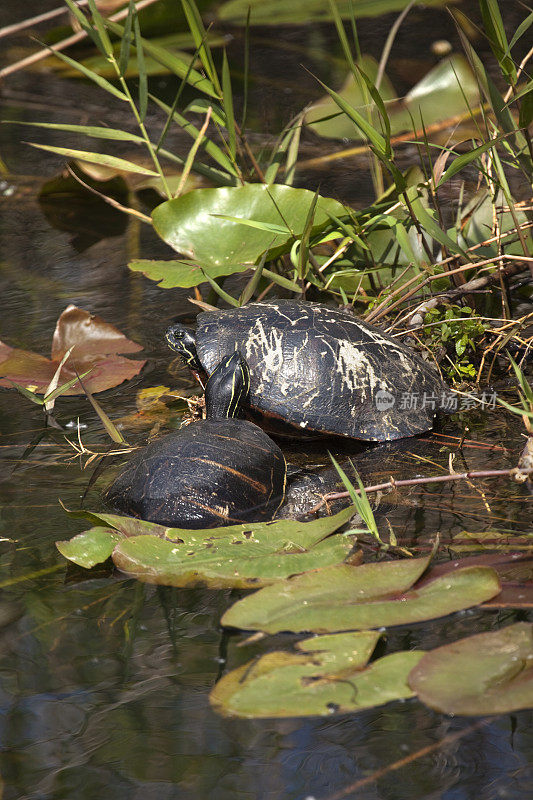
[0,305,146,395]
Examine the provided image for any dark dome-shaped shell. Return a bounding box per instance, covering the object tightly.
[105,419,286,528]
[194,300,449,441]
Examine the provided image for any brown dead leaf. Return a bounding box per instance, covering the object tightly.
[0,305,146,395]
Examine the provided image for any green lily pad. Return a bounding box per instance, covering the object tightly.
[59,506,358,586]
[408,623,533,715]
[128,259,249,288]
[151,184,348,270]
[218,0,448,25]
[56,527,123,569]
[305,55,396,139]
[305,54,479,141]
[457,188,532,258]
[221,558,501,633]
[210,630,424,718]
[112,531,354,589]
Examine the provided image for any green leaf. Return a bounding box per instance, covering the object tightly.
[181,0,221,95]
[151,95,238,177]
[305,55,479,142]
[87,0,114,57]
[105,19,220,98]
[221,49,236,161]
[118,0,135,77]
[151,184,349,268]
[314,76,387,157]
[10,121,144,144]
[409,623,533,715]
[9,382,45,405]
[26,143,159,177]
[519,87,533,130]
[58,505,359,588]
[44,43,128,102]
[128,258,249,288]
[56,527,123,568]
[479,0,517,85]
[63,0,103,53]
[218,0,450,26]
[437,134,509,187]
[405,185,469,258]
[221,560,500,633]
[133,13,148,123]
[211,630,424,718]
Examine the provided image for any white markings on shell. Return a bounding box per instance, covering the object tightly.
[334,339,390,415]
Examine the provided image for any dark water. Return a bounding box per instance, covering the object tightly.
[1,2,533,798]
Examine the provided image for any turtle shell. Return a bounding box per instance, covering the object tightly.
[194,300,449,441]
[104,418,286,529]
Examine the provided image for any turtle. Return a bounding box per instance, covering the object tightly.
[165,299,451,442]
[104,352,287,529]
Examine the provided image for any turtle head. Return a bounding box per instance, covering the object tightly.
[205,352,250,420]
[165,323,202,372]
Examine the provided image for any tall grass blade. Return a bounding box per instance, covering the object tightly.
[133,13,148,122]
[241,6,251,129]
[405,185,469,258]
[63,0,103,53]
[86,0,113,57]
[298,188,319,280]
[77,374,127,444]
[238,247,270,306]
[479,0,516,86]
[284,113,303,186]
[26,142,159,176]
[106,19,220,98]
[201,272,240,306]
[43,43,128,101]
[12,120,144,143]
[181,0,221,95]
[174,105,212,197]
[437,133,510,187]
[151,95,238,177]
[221,49,237,160]
[329,453,382,544]
[119,0,135,76]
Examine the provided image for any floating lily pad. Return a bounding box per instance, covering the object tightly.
[221,557,501,633]
[408,623,533,715]
[151,184,348,271]
[56,527,123,569]
[210,630,424,718]
[305,55,396,139]
[0,305,145,395]
[305,54,479,141]
[58,506,359,587]
[128,259,249,288]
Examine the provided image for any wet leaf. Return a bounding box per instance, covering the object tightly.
[218,0,449,26]
[112,532,355,588]
[59,506,358,585]
[128,259,249,288]
[305,54,479,141]
[211,630,424,718]
[221,558,500,633]
[409,623,533,715]
[56,527,123,569]
[0,305,146,394]
[151,184,348,269]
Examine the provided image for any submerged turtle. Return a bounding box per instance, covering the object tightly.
[104,352,286,528]
[166,300,450,442]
